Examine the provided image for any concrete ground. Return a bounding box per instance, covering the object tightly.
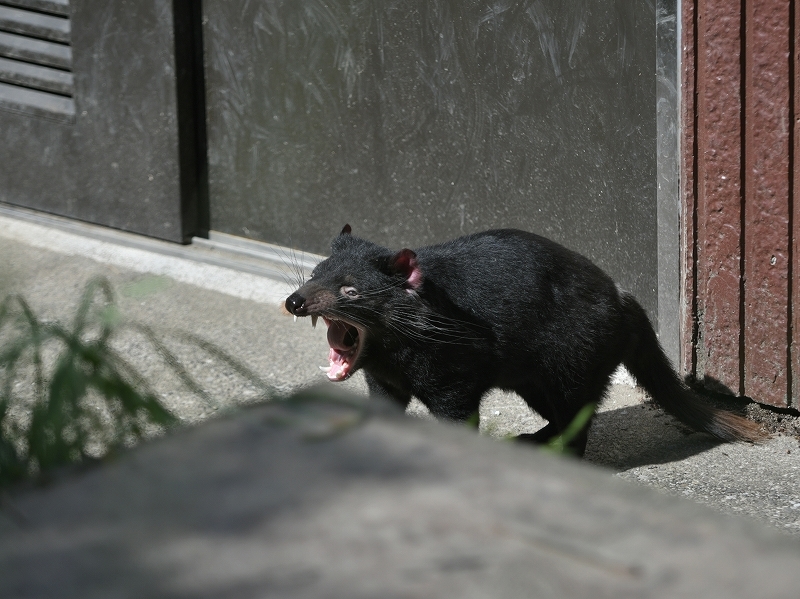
[0,204,798,540]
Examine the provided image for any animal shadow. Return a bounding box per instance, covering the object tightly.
[584,402,722,471]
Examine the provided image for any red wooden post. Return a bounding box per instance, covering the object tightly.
[743,0,792,406]
[695,0,745,395]
[683,0,796,408]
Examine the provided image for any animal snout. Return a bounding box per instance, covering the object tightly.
[285,292,307,316]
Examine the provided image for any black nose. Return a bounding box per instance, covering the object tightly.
[285,292,307,316]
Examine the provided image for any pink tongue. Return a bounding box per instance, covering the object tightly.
[327,320,355,351]
[327,347,349,380]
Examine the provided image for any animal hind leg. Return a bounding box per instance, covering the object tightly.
[516,406,595,456]
[515,384,603,457]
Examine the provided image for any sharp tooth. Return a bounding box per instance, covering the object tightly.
[311,315,318,329]
[319,366,331,372]
[294,315,297,323]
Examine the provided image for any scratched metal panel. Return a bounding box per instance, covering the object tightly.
[202,0,659,321]
[0,1,203,243]
[693,0,745,395]
[742,0,792,406]
[656,0,680,367]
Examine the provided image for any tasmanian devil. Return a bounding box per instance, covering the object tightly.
[285,225,765,454]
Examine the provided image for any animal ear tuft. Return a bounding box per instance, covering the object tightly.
[331,224,353,252]
[391,249,423,290]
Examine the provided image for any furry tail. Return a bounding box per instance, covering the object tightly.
[619,293,767,443]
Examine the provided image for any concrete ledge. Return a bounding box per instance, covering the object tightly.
[1,387,799,598]
[0,202,318,299]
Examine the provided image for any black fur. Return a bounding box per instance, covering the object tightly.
[285,226,764,455]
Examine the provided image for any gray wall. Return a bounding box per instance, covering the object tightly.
[0,0,661,324]
[0,0,204,243]
[203,0,658,319]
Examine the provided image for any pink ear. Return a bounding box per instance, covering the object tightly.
[340,224,352,235]
[392,249,423,290]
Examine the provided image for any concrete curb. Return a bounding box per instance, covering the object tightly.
[2,388,799,598]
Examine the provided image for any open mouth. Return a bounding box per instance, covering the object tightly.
[319,316,364,381]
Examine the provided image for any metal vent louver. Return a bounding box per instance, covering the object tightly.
[0,0,74,122]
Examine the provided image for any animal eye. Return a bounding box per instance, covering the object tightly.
[341,286,359,298]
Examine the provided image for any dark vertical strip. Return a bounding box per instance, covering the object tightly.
[690,0,700,380]
[173,0,210,242]
[190,0,210,237]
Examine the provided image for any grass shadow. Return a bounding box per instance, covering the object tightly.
[0,277,274,488]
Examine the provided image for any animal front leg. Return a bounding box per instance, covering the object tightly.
[364,371,412,411]
[418,388,483,426]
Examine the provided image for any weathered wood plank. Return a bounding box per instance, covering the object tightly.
[743,0,792,407]
[694,0,744,394]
